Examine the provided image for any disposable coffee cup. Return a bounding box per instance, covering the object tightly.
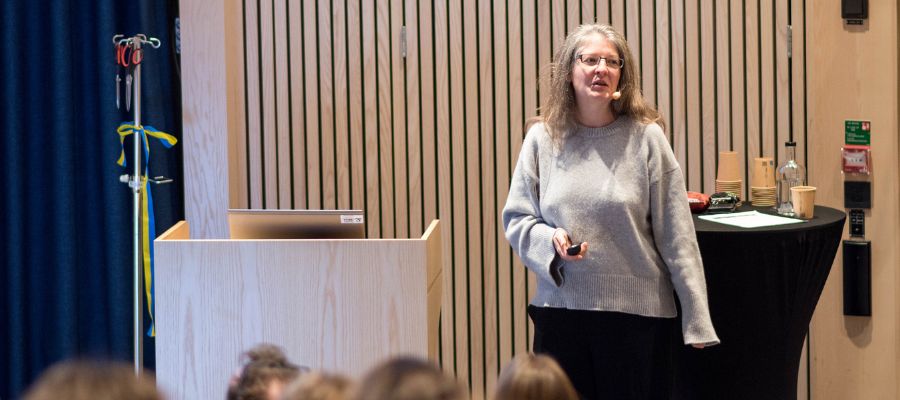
[790,186,816,219]
[752,157,775,187]
[717,151,741,181]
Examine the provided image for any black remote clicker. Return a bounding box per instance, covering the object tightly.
[566,243,582,256]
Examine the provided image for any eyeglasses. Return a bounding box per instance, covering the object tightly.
[575,54,625,70]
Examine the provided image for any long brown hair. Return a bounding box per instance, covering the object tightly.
[540,23,665,141]
[352,357,464,400]
[23,360,164,400]
[280,371,354,400]
[493,353,578,400]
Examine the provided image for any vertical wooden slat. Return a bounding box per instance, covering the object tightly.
[274,0,291,209]
[418,0,437,231]
[418,0,436,227]
[479,0,498,394]
[499,0,518,374]
[775,0,791,162]
[377,0,395,237]
[303,0,321,209]
[701,0,717,193]
[640,0,656,108]
[448,0,470,387]
[582,0,595,24]
[463,0,484,396]
[567,0,580,32]
[716,0,732,154]
[518,0,537,358]
[288,0,307,209]
[597,0,611,24]
[319,0,337,209]
[745,0,761,166]
[405,0,423,237]
[671,0,687,176]
[625,0,641,68]
[611,0,625,33]
[730,0,747,168]
[362,0,379,238]
[759,0,775,161]
[333,0,351,210]
[791,0,807,167]
[348,0,365,212]
[391,0,408,238]
[433,0,456,376]
[259,0,278,208]
[260,0,279,207]
[245,0,263,209]
[551,0,565,53]
[228,1,248,210]
[537,0,551,111]
[685,0,701,192]
[656,0,672,143]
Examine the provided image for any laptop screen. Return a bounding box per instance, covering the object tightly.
[227,209,366,239]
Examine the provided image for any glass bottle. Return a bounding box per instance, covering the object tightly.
[776,141,806,216]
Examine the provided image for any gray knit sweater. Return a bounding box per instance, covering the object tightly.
[502,118,720,345]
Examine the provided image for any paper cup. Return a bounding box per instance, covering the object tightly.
[791,186,816,219]
[752,157,775,188]
[717,151,741,181]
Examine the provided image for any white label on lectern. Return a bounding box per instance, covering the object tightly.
[341,215,365,224]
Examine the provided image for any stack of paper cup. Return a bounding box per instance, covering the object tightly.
[750,157,776,206]
[716,151,743,204]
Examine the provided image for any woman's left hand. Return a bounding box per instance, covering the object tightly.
[691,343,706,349]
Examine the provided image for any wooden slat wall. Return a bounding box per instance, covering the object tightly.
[228,1,806,398]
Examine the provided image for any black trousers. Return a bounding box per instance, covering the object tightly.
[528,305,675,400]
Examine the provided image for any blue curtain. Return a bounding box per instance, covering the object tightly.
[0,1,182,398]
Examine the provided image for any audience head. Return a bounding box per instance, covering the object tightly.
[228,343,306,400]
[493,353,578,400]
[279,371,354,400]
[352,356,464,400]
[23,359,163,400]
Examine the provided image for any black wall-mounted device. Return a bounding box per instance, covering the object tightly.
[844,181,872,209]
[842,0,868,20]
[843,240,871,316]
[849,209,865,237]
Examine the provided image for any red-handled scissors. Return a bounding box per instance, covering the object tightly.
[116,42,143,67]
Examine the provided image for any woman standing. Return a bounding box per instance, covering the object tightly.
[502,24,719,399]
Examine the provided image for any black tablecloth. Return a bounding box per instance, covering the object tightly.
[672,205,845,400]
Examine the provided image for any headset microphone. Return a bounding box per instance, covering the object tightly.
[611,85,625,100]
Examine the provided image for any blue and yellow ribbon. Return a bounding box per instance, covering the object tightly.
[117,122,177,337]
[117,123,177,167]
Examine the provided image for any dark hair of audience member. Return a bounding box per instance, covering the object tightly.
[279,371,354,400]
[22,359,163,400]
[228,343,306,400]
[493,353,578,400]
[352,356,465,400]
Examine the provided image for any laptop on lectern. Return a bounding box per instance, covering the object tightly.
[227,209,366,239]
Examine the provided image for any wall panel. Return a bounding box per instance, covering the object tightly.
[806,0,900,399]
[221,1,808,397]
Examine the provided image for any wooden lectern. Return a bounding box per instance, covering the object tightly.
[154,219,443,400]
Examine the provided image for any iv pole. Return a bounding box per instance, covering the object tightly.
[113,33,162,376]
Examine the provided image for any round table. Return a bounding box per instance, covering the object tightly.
[672,205,846,400]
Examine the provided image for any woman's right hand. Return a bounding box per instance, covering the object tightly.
[553,228,588,261]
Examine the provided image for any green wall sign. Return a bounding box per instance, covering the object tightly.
[845,120,871,146]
